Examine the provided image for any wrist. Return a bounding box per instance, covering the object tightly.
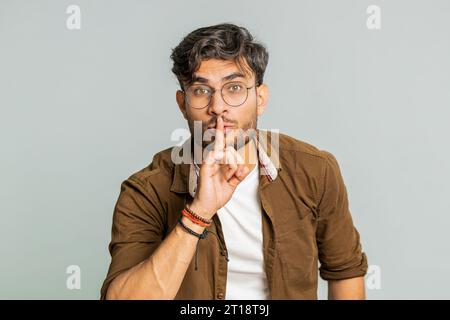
[189,200,215,220]
[180,216,206,234]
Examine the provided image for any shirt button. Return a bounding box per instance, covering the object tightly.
[217,292,224,300]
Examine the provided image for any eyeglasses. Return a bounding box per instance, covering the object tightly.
[183,81,255,109]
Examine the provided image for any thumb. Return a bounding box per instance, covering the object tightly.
[227,165,249,187]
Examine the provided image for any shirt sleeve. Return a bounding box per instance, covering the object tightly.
[100,175,166,300]
[316,151,368,281]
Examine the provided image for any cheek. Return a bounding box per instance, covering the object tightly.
[236,106,257,129]
[186,109,201,120]
[187,111,209,127]
[235,102,255,122]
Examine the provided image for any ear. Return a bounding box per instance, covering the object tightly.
[176,90,188,120]
[256,83,269,116]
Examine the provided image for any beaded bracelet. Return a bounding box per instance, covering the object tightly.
[185,203,213,225]
[178,217,209,239]
[182,209,210,227]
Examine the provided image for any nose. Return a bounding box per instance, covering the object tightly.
[207,90,230,116]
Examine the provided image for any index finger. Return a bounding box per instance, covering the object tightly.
[213,116,225,153]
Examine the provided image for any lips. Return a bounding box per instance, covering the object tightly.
[224,126,234,134]
[206,124,234,136]
[207,123,235,129]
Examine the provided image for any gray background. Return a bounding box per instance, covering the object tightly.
[1,0,449,299]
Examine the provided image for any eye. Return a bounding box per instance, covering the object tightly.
[191,87,211,97]
[227,84,243,93]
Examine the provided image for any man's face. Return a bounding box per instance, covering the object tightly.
[176,59,268,151]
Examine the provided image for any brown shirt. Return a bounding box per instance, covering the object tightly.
[100,130,368,300]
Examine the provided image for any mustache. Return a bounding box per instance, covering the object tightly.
[203,117,238,129]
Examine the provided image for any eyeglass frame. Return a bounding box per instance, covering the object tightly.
[182,81,257,109]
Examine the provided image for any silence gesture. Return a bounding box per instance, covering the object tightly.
[189,116,251,219]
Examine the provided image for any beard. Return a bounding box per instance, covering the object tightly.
[188,114,258,153]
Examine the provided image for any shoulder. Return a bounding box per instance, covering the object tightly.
[274,132,345,202]
[124,146,176,190]
[277,131,338,172]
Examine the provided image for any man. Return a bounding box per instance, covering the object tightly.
[101,23,368,300]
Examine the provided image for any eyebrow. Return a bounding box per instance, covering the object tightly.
[192,72,246,84]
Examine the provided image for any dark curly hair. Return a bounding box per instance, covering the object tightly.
[170,23,269,90]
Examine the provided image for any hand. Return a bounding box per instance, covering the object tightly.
[190,116,251,220]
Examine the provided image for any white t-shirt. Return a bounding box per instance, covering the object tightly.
[216,163,269,300]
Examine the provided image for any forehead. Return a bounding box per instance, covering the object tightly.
[193,59,254,83]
